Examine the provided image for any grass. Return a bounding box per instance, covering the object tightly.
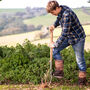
[32,25,90,50]
[0,84,31,90]
[0,30,40,46]
[0,8,90,26]
[0,8,25,13]
[83,25,90,36]
[0,84,89,90]
[52,25,90,37]
[86,36,90,42]
[0,25,90,50]
[45,86,89,90]
[53,25,90,37]
[73,8,90,24]
[24,8,90,26]
[24,14,57,27]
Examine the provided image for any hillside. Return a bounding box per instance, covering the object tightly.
[0,25,90,50]
[0,7,47,36]
[0,8,25,13]
[24,14,57,27]
[0,7,89,36]
[24,8,90,26]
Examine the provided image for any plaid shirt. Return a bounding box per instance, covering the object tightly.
[54,5,86,48]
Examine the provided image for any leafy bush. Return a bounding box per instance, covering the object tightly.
[0,39,89,85]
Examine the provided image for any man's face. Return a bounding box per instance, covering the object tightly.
[50,7,61,16]
[50,10,58,16]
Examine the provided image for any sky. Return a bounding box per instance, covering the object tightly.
[0,0,90,9]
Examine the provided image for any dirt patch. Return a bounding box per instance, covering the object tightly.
[1,83,90,90]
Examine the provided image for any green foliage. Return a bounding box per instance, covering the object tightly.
[62,47,78,80]
[0,40,90,85]
[0,46,15,58]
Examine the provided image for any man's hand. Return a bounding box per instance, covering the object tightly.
[49,42,55,48]
[49,25,55,32]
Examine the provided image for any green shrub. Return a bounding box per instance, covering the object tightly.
[0,39,89,85]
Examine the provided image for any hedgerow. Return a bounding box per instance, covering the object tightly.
[0,39,89,85]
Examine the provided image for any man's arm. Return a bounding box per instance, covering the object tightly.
[54,12,71,47]
[54,16,60,28]
[49,14,61,32]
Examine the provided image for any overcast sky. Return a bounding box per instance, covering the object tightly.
[0,0,90,8]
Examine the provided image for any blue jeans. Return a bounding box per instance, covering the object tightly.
[53,38,86,72]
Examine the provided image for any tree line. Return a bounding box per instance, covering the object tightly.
[0,7,47,36]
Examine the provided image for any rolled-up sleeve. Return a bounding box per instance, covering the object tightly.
[54,12,71,47]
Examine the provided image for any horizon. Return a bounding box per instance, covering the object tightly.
[0,6,90,9]
[0,0,90,9]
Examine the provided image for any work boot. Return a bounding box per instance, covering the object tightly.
[53,60,64,78]
[78,71,87,87]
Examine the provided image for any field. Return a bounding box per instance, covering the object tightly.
[0,25,90,50]
[24,14,57,27]
[0,8,25,13]
[0,8,90,90]
[24,8,90,26]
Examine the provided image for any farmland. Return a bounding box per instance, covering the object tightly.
[0,8,25,13]
[0,25,90,50]
[0,8,90,49]
[0,7,90,89]
[24,8,90,26]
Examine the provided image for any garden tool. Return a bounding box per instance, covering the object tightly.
[40,27,53,88]
[49,28,53,84]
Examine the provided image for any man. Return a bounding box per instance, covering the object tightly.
[46,0,87,86]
